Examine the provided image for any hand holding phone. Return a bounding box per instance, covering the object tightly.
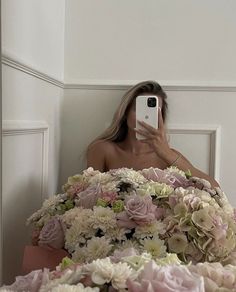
[135,95,159,140]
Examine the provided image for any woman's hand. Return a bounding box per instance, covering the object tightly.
[134,107,172,160]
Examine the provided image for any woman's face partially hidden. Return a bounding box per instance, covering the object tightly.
[126,96,163,131]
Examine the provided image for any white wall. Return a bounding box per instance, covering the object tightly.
[2,0,65,81]
[64,0,236,85]
[1,0,65,284]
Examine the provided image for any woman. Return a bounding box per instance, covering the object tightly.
[87,80,219,188]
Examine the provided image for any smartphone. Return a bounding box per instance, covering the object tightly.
[135,95,158,140]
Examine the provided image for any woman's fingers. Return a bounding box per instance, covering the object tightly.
[134,128,150,138]
[137,121,157,135]
[158,107,164,130]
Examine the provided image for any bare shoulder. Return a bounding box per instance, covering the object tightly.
[87,140,116,171]
[88,139,115,154]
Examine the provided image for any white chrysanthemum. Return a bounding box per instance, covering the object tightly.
[89,206,117,232]
[166,166,186,177]
[62,207,85,226]
[134,221,166,240]
[140,237,167,258]
[27,195,64,225]
[65,210,95,253]
[84,257,114,285]
[112,262,136,289]
[72,246,88,263]
[81,237,113,263]
[50,284,99,292]
[105,226,129,242]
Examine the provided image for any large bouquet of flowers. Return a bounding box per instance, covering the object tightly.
[2,166,236,292]
[27,166,236,264]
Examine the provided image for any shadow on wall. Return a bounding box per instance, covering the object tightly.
[58,88,125,188]
[3,178,42,285]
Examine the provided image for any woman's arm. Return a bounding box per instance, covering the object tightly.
[86,141,106,172]
[163,148,219,188]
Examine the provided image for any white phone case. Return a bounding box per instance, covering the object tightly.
[136,95,158,140]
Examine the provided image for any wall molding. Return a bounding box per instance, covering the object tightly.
[167,124,221,181]
[2,120,49,199]
[2,54,236,92]
[1,54,64,88]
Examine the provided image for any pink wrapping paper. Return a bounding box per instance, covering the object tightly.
[22,245,70,274]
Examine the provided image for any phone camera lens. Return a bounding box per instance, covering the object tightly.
[147,97,156,107]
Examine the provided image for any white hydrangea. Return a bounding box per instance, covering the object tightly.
[137,182,174,198]
[88,172,114,186]
[112,168,147,186]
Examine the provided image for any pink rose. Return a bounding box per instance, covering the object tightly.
[39,217,65,249]
[116,211,138,229]
[67,181,87,197]
[127,261,204,292]
[76,184,101,209]
[141,167,190,188]
[101,191,118,204]
[117,195,157,227]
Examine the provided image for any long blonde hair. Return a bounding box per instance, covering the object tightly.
[89,80,168,147]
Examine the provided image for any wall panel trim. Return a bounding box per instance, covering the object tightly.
[2,54,236,92]
[168,124,221,181]
[2,120,49,199]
